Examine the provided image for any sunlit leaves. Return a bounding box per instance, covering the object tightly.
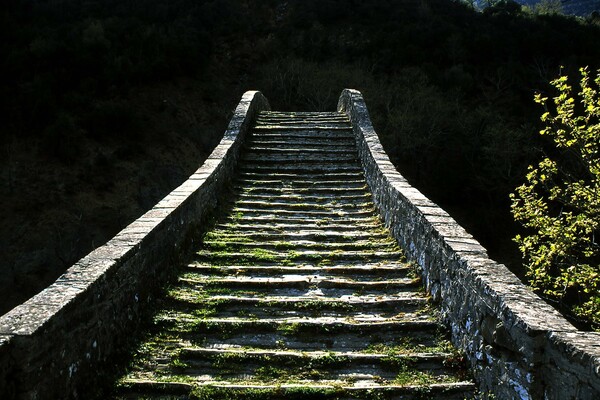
[511,68,600,329]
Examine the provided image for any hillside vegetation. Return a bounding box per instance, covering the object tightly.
[2,0,600,325]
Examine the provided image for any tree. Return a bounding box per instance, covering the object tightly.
[482,0,523,16]
[511,68,600,329]
[534,0,563,15]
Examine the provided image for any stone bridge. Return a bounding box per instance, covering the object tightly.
[0,90,599,399]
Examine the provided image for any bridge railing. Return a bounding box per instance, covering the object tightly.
[0,91,270,399]
[339,88,600,399]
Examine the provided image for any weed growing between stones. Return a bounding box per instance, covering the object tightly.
[170,355,191,370]
[362,336,452,355]
[393,364,458,386]
[254,365,289,381]
[191,386,344,400]
[277,322,303,336]
[288,300,353,313]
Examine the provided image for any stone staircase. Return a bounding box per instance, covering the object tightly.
[113,111,475,399]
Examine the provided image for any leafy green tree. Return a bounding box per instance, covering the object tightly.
[511,68,600,328]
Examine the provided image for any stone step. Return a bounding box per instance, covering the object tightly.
[227,206,376,217]
[234,192,372,203]
[188,326,445,352]
[172,348,459,380]
[155,304,446,340]
[236,178,367,189]
[233,200,375,214]
[165,297,428,321]
[246,145,357,154]
[167,292,427,310]
[242,153,358,163]
[258,111,345,117]
[184,263,412,278]
[173,284,417,300]
[233,186,370,196]
[177,275,419,291]
[255,119,350,125]
[216,219,382,230]
[224,216,378,228]
[247,139,356,149]
[237,170,365,184]
[245,138,357,149]
[238,164,363,173]
[166,306,428,323]
[229,207,377,218]
[237,171,365,181]
[156,315,442,336]
[254,119,350,125]
[248,138,355,148]
[178,265,417,281]
[203,232,389,245]
[250,130,355,140]
[255,116,349,122]
[256,114,349,121]
[179,264,410,279]
[117,380,475,400]
[181,346,453,363]
[139,313,450,355]
[201,240,397,253]
[230,200,374,212]
[253,123,351,130]
[208,221,382,232]
[189,323,447,352]
[166,296,427,320]
[253,125,353,131]
[233,195,372,204]
[194,249,405,264]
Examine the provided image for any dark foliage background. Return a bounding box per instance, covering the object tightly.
[2,0,600,320]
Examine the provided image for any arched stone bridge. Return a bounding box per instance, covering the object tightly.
[0,90,599,399]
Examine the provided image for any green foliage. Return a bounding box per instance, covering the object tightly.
[191,385,342,400]
[511,68,600,328]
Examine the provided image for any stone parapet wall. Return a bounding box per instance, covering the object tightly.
[338,88,600,399]
[0,91,270,400]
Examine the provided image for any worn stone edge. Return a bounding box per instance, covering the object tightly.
[338,88,600,398]
[0,91,270,399]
